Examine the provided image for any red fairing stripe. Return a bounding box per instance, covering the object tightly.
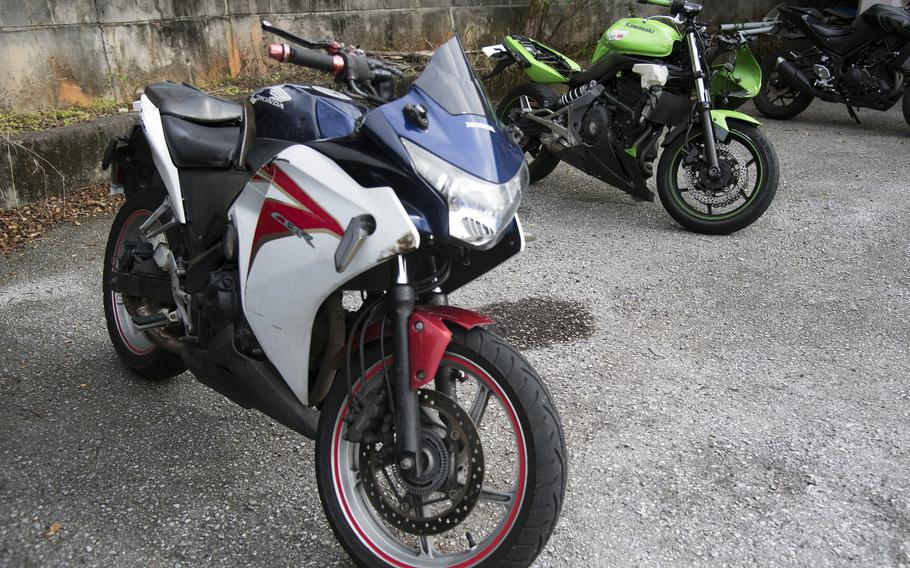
[250,163,344,262]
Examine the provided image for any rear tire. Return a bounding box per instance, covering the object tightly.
[315,326,566,567]
[754,47,814,120]
[497,84,561,184]
[902,88,910,129]
[103,191,186,380]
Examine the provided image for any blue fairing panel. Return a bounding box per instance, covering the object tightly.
[374,87,525,184]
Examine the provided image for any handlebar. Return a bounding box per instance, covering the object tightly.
[636,0,702,17]
[262,20,405,105]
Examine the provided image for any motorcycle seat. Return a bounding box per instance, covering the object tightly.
[568,53,643,87]
[160,115,240,169]
[145,82,242,124]
[808,21,853,38]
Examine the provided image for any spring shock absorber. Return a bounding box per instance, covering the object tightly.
[556,81,596,108]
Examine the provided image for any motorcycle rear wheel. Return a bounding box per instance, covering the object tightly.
[497,84,561,184]
[754,48,814,120]
[657,121,779,235]
[102,191,186,380]
[315,326,566,567]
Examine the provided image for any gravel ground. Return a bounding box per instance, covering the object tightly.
[1,101,908,567]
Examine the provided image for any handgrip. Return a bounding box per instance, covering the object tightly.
[267,43,344,75]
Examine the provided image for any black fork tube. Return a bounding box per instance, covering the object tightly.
[686,30,722,175]
[390,256,421,475]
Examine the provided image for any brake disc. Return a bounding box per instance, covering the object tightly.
[358,389,485,536]
[684,147,746,208]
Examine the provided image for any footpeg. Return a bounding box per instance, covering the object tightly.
[131,311,177,330]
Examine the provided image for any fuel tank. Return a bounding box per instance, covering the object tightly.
[250,84,367,143]
[593,18,682,61]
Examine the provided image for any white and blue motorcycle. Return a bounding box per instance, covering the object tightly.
[101,22,565,567]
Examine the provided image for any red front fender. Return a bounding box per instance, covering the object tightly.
[409,306,494,390]
[336,305,493,391]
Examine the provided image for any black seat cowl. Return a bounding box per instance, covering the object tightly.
[145,82,242,124]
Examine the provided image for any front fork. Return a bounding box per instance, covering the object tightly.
[390,256,422,475]
[687,31,722,176]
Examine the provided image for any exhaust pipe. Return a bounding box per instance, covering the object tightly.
[775,57,819,97]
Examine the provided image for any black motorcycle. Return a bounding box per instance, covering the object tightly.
[754,3,910,127]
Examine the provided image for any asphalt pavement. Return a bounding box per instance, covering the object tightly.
[1,101,908,567]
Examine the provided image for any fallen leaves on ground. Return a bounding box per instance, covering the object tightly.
[46,521,63,537]
[0,185,122,254]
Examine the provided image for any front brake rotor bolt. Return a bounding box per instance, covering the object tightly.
[449,430,459,441]
[448,489,458,499]
[399,456,415,471]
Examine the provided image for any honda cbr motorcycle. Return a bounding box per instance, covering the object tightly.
[753,3,910,127]
[484,0,779,235]
[101,22,565,567]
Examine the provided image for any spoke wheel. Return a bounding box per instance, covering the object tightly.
[316,327,566,567]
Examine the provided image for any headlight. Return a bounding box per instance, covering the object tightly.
[402,138,527,249]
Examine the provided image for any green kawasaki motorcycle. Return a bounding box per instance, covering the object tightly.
[485,0,778,234]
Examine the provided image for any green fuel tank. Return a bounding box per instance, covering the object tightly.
[592,18,682,61]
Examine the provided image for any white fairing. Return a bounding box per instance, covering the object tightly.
[230,145,420,405]
[481,44,507,57]
[138,95,187,223]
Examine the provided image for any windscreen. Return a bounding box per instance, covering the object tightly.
[413,36,494,118]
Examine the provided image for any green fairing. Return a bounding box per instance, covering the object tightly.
[503,36,581,84]
[710,110,762,132]
[710,45,762,100]
[592,18,682,61]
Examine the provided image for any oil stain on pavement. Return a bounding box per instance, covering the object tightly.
[480,297,595,350]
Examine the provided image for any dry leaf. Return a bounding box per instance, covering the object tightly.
[78,383,87,389]
[46,521,62,537]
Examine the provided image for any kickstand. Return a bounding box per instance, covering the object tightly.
[846,105,860,124]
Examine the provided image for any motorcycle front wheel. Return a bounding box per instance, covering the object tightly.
[315,326,566,567]
[657,121,779,235]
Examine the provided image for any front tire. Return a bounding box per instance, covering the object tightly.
[315,326,566,567]
[102,191,186,380]
[497,84,561,184]
[657,121,779,235]
[754,47,814,120]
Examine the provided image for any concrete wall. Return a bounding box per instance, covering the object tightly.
[0,0,795,112]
